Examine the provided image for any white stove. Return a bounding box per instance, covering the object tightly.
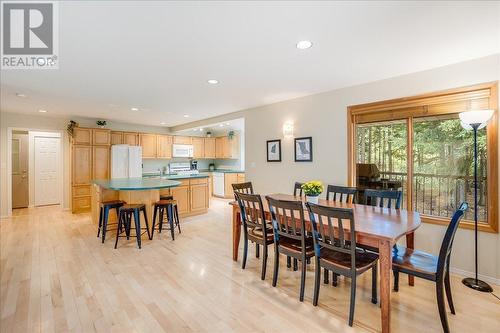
[169,162,199,175]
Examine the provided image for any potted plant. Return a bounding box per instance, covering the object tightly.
[96,120,107,128]
[228,130,235,140]
[301,180,324,204]
[66,120,78,137]
[206,131,212,138]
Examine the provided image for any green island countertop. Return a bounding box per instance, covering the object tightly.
[92,178,182,191]
[142,173,211,180]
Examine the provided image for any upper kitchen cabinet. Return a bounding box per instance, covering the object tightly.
[92,129,111,145]
[204,137,216,158]
[140,133,157,158]
[110,131,123,145]
[72,127,92,145]
[192,137,205,158]
[157,135,172,158]
[123,132,139,145]
[173,136,192,145]
[215,134,240,159]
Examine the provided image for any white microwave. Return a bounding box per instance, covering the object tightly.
[172,144,194,158]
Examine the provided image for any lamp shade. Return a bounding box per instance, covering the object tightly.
[459,109,494,130]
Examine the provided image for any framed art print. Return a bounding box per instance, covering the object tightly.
[294,137,312,162]
[267,139,281,162]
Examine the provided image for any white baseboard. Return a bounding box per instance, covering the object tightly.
[450,267,500,287]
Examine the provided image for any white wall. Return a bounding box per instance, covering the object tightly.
[172,54,500,282]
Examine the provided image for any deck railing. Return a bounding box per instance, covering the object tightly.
[378,171,487,222]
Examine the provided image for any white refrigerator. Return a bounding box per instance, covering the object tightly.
[111,145,142,178]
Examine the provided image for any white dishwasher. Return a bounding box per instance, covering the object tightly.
[213,172,225,197]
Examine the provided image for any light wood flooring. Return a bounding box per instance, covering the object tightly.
[1,198,499,332]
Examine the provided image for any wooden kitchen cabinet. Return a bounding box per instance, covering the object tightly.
[110,131,123,145]
[123,132,139,145]
[92,129,111,145]
[173,136,192,145]
[72,128,92,145]
[215,135,240,159]
[236,173,245,183]
[140,133,157,158]
[190,179,209,212]
[224,173,238,199]
[92,146,110,180]
[192,137,205,158]
[215,137,225,158]
[204,138,216,158]
[170,182,190,215]
[72,145,92,185]
[157,135,172,158]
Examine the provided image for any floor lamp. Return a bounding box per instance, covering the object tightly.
[459,109,494,293]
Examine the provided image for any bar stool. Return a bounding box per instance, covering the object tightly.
[97,200,126,243]
[114,204,151,249]
[151,199,181,240]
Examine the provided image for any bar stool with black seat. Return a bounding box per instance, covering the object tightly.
[114,204,151,249]
[323,185,358,286]
[392,203,468,333]
[235,191,273,280]
[306,202,378,327]
[151,198,181,240]
[266,196,315,302]
[97,200,126,243]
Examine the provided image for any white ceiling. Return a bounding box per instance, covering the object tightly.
[1,1,499,127]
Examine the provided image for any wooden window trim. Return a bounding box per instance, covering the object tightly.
[347,82,498,233]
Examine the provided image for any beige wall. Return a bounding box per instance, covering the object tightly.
[172,54,500,282]
[0,112,169,217]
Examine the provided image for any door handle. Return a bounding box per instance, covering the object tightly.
[21,175,27,179]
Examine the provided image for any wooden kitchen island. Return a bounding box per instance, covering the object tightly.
[91,174,210,225]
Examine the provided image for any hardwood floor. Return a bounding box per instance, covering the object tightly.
[1,199,499,332]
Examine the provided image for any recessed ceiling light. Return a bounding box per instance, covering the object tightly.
[16,93,27,98]
[183,114,189,118]
[38,109,47,113]
[160,122,166,125]
[225,122,230,125]
[192,128,197,131]
[131,107,139,111]
[199,128,204,132]
[296,40,313,49]
[219,124,224,127]
[207,79,219,85]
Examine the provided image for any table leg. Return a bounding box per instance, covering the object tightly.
[232,205,242,261]
[379,239,392,333]
[406,232,415,286]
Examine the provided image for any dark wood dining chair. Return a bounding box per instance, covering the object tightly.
[326,185,358,203]
[306,203,378,326]
[232,182,254,195]
[235,192,273,280]
[392,202,468,333]
[364,189,402,209]
[293,182,304,197]
[266,196,315,302]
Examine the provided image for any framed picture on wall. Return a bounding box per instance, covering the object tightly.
[294,137,312,162]
[266,139,281,162]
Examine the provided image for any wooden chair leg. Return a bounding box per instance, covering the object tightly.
[332,273,338,286]
[371,264,378,304]
[444,269,455,315]
[393,270,400,292]
[299,255,307,302]
[436,280,450,333]
[261,244,267,280]
[242,232,248,269]
[256,244,260,258]
[272,245,279,287]
[313,259,321,306]
[323,268,329,284]
[348,276,356,326]
[293,258,298,271]
[287,256,291,268]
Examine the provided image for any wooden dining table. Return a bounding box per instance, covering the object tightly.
[229,193,421,333]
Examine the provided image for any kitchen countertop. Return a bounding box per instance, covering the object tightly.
[92,178,182,191]
[142,173,211,179]
[200,169,245,174]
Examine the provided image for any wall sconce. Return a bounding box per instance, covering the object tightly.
[283,121,294,138]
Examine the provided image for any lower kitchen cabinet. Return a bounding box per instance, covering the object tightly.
[160,177,209,217]
[170,184,190,215]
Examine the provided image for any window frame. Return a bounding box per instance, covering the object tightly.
[347,82,498,233]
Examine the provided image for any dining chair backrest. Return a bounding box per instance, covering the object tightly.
[437,202,468,278]
[326,185,358,204]
[294,182,304,197]
[364,189,402,209]
[232,182,254,195]
[235,192,268,235]
[306,203,356,270]
[266,196,307,244]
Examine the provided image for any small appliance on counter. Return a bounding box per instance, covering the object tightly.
[190,160,198,170]
[169,162,199,175]
[209,163,215,171]
[172,144,194,158]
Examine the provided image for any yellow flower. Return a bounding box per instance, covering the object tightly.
[301,180,324,196]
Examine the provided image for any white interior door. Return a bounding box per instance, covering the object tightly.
[34,136,61,206]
